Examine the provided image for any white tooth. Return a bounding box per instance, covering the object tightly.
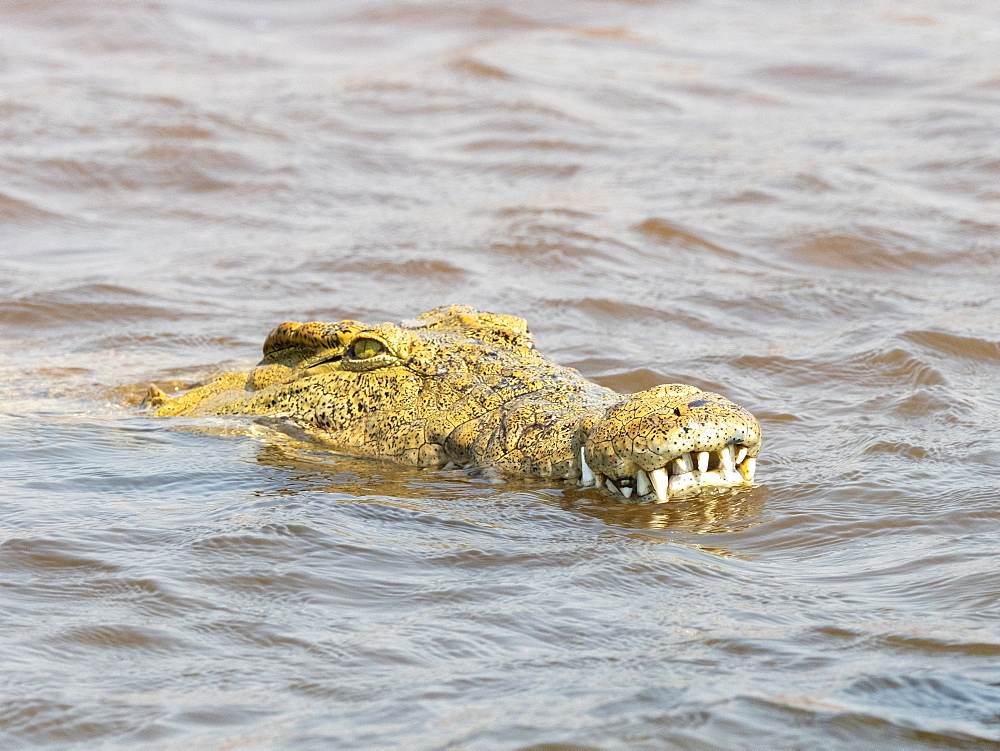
[721,446,741,483]
[669,471,698,495]
[650,468,670,501]
[736,446,748,463]
[606,478,620,495]
[636,469,652,496]
[620,485,633,499]
[697,451,709,472]
[699,470,725,485]
[580,447,595,486]
[675,453,694,473]
[721,446,736,474]
[739,457,756,482]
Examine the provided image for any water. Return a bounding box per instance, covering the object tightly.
[2,0,1000,748]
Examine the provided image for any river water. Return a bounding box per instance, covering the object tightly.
[2,0,1000,748]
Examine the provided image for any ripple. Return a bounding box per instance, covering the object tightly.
[0,190,71,225]
[3,0,1000,748]
[903,330,1000,363]
[46,623,189,654]
[634,217,738,257]
[0,284,190,329]
[758,63,917,96]
[841,673,1000,742]
[788,229,939,271]
[0,696,168,747]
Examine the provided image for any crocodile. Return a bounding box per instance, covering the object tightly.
[149,305,761,502]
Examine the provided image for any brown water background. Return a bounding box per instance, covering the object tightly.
[2,0,1000,748]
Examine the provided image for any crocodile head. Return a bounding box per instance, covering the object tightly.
[152,305,762,502]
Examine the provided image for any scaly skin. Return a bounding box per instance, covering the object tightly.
[151,305,761,502]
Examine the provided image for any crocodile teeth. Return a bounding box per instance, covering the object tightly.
[584,447,756,502]
[606,477,635,498]
[580,447,595,486]
[721,446,736,474]
[650,467,670,502]
[636,469,652,496]
[721,446,742,483]
[669,471,698,495]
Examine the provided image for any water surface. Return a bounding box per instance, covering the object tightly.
[2,0,1000,748]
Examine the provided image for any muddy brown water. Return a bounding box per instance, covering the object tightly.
[2,1,1000,748]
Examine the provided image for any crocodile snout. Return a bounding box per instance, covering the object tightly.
[579,384,762,502]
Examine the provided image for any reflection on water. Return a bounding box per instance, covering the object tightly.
[560,487,769,536]
[251,438,769,539]
[3,0,1000,747]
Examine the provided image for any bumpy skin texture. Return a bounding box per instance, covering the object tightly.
[152,305,762,502]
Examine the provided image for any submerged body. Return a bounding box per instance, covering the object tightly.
[152,305,761,502]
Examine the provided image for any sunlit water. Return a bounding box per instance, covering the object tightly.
[2,0,1000,748]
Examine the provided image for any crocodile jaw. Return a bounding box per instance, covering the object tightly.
[578,444,757,502]
[576,383,762,503]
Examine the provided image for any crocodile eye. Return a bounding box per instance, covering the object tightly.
[352,338,384,359]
